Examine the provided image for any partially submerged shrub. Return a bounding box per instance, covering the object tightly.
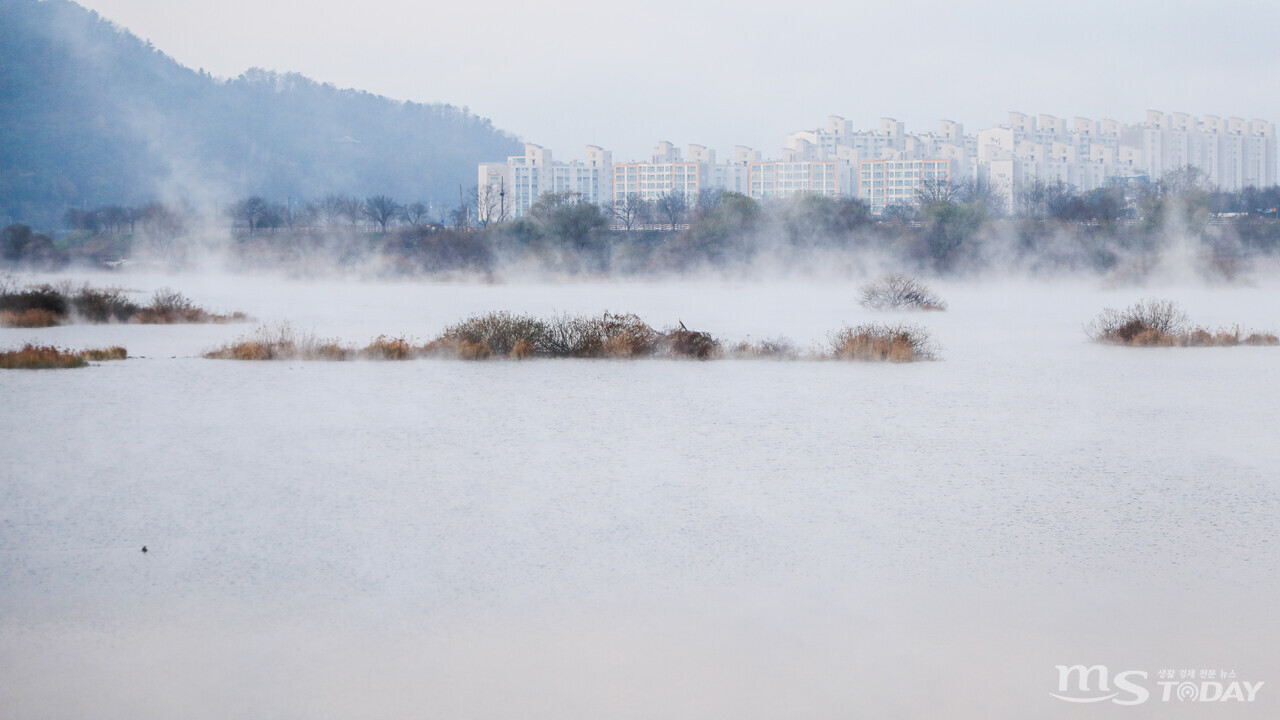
[0,282,246,325]
[0,343,124,368]
[361,335,415,360]
[0,308,63,327]
[661,322,721,360]
[827,323,938,362]
[859,273,947,311]
[132,288,248,324]
[1087,299,1277,348]
[439,311,549,357]
[1,344,88,369]
[204,324,353,361]
[543,312,660,358]
[80,346,128,361]
[1244,332,1280,346]
[1086,298,1188,345]
[0,286,68,319]
[70,285,141,323]
[728,337,800,359]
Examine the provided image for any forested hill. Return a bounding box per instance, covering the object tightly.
[0,0,523,228]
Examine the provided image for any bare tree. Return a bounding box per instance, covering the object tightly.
[364,195,401,232]
[230,196,272,232]
[319,194,347,226]
[337,196,365,227]
[1160,166,1210,197]
[401,201,430,227]
[476,179,511,227]
[654,192,688,226]
[608,193,650,231]
[914,175,953,206]
[695,188,724,216]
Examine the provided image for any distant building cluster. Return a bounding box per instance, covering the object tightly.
[478,110,1278,220]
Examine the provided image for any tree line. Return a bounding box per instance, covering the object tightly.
[3,167,1278,277]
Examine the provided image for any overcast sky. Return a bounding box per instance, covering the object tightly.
[75,0,1280,163]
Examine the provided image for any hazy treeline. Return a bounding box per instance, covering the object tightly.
[6,169,1278,280]
[0,0,521,228]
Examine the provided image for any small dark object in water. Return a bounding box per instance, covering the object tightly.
[141,546,148,553]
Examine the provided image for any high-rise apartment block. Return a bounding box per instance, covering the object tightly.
[478,110,1277,219]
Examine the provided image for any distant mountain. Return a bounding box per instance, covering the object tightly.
[0,0,523,228]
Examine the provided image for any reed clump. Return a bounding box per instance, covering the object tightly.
[130,288,250,324]
[728,337,800,360]
[428,311,693,360]
[1,344,128,369]
[1087,299,1278,348]
[0,283,248,325]
[204,324,353,361]
[826,323,938,362]
[859,273,948,311]
[361,335,416,360]
[0,308,64,327]
[79,346,128,361]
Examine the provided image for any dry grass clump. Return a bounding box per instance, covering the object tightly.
[1,344,88,369]
[437,311,550,357]
[859,273,948,311]
[1086,298,1187,345]
[131,288,250,324]
[0,283,248,325]
[204,324,353,361]
[1087,299,1277,348]
[544,312,660,358]
[0,308,64,327]
[70,285,141,323]
[361,335,415,360]
[1,344,128,368]
[430,311,669,359]
[1243,332,1280,346]
[660,323,721,360]
[827,323,938,362]
[0,285,67,325]
[80,346,128,361]
[728,337,800,359]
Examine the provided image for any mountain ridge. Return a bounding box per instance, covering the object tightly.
[0,0,523,228]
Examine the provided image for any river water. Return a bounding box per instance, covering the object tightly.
[1,273,1277,718]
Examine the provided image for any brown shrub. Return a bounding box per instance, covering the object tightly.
[827,323,938,362]
[1,344,88,369]
[511,339,535,359]
[1212,327,1241,346]
[661,325,721,360]
[132,288,250,324]
[0,308,63,327]
[80,346,128,361]
[204,324,352,360]
[440,312,548,357]
[1130,328,1174,347]
[70,285,140,323]
[362,335,414,360]
[1185,327,1214,347]
[1244,332,1280,346]
[457,339,492,360]
[728,337,800,359]
[1087,299,1188,344]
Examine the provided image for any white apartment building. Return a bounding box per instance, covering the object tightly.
[480,110,1276,222]
[612,142,708,202]
[477,143,612,221]
[858,159,954,214]
[612,142,765,202]
[748,160,849,200]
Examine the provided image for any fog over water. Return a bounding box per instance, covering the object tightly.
[1,273,1278,718]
